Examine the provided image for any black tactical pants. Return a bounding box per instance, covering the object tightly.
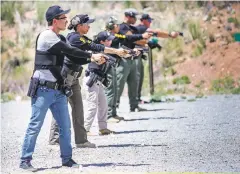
[49,79,88,145]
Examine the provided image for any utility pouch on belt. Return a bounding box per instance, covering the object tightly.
[27,78,39,97]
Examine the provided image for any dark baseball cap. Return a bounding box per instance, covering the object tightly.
[45,5,70,22]
[96,31,115,42]
[124,8,138,17]
[140,14,154,21]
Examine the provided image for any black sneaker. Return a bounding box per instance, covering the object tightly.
[19,160,36,172]
[62,159,79,168]
[130,106,147,112]
[138,99,150,104]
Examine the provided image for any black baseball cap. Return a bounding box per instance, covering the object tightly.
[140,14,154,21]
[96,31,115,42]
[124,8,138,18]
[45,5,70,22]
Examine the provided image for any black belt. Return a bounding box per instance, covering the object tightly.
[39,79,60,90]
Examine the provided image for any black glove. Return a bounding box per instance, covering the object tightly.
[148,41,162,50]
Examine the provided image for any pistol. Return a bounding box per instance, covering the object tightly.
[121,45,138,57]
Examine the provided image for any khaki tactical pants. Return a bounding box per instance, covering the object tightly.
[49,79,88,145]
[83,76,108,131]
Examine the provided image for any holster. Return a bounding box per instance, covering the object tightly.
[27,78,39,98]
[86,72,99,87]
[61,65,83,88]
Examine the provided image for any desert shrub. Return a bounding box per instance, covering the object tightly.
[188,20,202,40]
[192,44,203,57]
[209,33,215,42]
[211,76,239,94]
[1,2,24,25]
[173,75,191,85]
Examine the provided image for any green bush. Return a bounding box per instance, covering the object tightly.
[192,44,203,57]
[207,14,212,21]
[162,58,173,68]
[199,37,206,49]
[188,20,201,40]
[173,75,191,85]
[196,1,204,8]
[164,37,184,56]
[211,76,238,94]
[228,17,240,28]
[124,1,132,8]
[153,80,170,98]
[162,37,184,68]
[1,2,24,25]
[36,2,51,24]
[188,98,196,102]
[170,68,177,76]
[232,87,240,94]
[1,92,15,103]
[1,42,8,53]
[181,96,187,99]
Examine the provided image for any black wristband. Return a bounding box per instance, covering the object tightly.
[168,32,172,38]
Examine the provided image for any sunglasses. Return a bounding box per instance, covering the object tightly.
[55,16,67,20]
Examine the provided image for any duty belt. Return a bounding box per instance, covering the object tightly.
[39,79,61,90]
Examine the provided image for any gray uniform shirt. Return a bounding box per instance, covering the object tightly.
[33,30,61,82]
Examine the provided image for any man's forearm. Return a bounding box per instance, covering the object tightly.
[51,41,92,60]
[134,39,148,46]
[148,29,170,38]
[104,47,118,55]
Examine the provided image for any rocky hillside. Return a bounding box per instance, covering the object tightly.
[1,1,240,101]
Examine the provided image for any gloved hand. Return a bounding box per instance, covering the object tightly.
[148,38,162,50]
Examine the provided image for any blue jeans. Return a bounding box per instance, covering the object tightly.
[21,86,72,164]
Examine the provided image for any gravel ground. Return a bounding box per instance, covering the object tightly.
[1,95,240,173]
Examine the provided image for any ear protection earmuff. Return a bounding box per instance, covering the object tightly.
[71,16,80,26]
[106,16,118,30]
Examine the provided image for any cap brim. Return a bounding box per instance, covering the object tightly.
[58,9,71,16]
[85,18,95,24]
[106,35,115,41]
[141,17,154,20]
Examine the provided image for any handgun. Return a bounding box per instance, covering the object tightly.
[121,45,138,57]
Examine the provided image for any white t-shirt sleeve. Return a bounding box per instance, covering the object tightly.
[37,30,61,51]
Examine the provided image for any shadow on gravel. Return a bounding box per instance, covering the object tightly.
[113,129,167,134]
[33,166,62,172]
[97,143,167,148]
[124,116,186,122]
[153,116,187,119]
[83,162,150,167]
[133,108,174,112]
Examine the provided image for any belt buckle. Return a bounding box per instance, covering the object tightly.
[54,83,59,90]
